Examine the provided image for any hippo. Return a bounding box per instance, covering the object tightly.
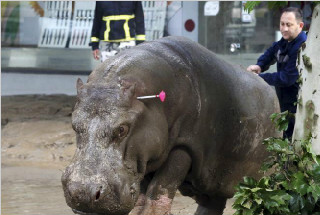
[61,36,280,215]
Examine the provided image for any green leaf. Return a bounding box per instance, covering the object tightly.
[315,156,320,165]
[256,190,291,214]
[270,113,278,121]
[267,1,288,10]
[264,199,280,209]
[244,1,261,13]
[309,184,320,202]
[238,185,252,191]
[254,198,263,204]
[243,200,253,209]
[311,165,320,182]
[261,159,276,171]
[289,193,305,213]
[251,187,262,192]
[292,172,309,195]
[270,192,291,205]
[314,155,320,165]
[269,111,295,132]
[274,172,286,182]
[280,180,291,190]
[257,177,270,188]
[233,194,246,205]
[304,194,316,212]
[269,138,290,153]
[243,209,254,215]
[243,176,257,187]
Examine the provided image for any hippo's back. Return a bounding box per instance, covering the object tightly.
[150,36,280,198]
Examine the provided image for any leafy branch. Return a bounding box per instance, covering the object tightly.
[244,1,288,13]
[232,112,320,215]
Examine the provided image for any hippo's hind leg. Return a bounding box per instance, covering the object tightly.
[130,147,192,215]
[194,196,227,215]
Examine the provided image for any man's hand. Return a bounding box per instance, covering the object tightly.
[247,65,262,74]
[92,49,100,60]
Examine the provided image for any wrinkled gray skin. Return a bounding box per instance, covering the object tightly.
[62,36,280,215]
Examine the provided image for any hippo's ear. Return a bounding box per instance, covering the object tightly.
[121,84,136,105]
[76,78,84,95]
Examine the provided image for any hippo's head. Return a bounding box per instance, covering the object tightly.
[61,76,169,215]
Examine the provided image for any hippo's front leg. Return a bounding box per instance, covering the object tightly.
[130,148,192,215]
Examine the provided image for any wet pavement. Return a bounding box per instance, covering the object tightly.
[1,94,237,215]
[2,166,74,215]
[1,165,235,215]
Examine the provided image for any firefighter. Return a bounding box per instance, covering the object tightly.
[90,1,145,62]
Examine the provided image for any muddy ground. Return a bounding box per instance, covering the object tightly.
[1,95,235,215]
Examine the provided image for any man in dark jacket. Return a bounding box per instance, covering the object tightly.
[90,1,145,61]
[247,7,307,139]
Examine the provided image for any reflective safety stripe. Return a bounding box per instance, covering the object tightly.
[102,15,135,21]
[104,20,111,41]
[123,19,131,40]
[102,15,135,41]
[101,38,135,42]
[91,37,99,42]
[135,34,146,41]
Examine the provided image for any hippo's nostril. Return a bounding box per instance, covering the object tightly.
[95,186,103,201]
[95,190,101,200]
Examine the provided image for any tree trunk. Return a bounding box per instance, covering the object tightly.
[293,5,320,154]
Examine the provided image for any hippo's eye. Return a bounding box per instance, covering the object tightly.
[118,125,129,138]
[112,125,129,141]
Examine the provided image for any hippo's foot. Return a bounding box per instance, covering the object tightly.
[194,205,222,215]
[129,194,173,215]
[194,196,227,215]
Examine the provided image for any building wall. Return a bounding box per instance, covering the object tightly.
[1,1,314,95]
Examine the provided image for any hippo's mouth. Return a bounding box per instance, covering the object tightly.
[72,209,101,215]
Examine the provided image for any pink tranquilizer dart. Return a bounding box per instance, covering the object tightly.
[137,90,166,102]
